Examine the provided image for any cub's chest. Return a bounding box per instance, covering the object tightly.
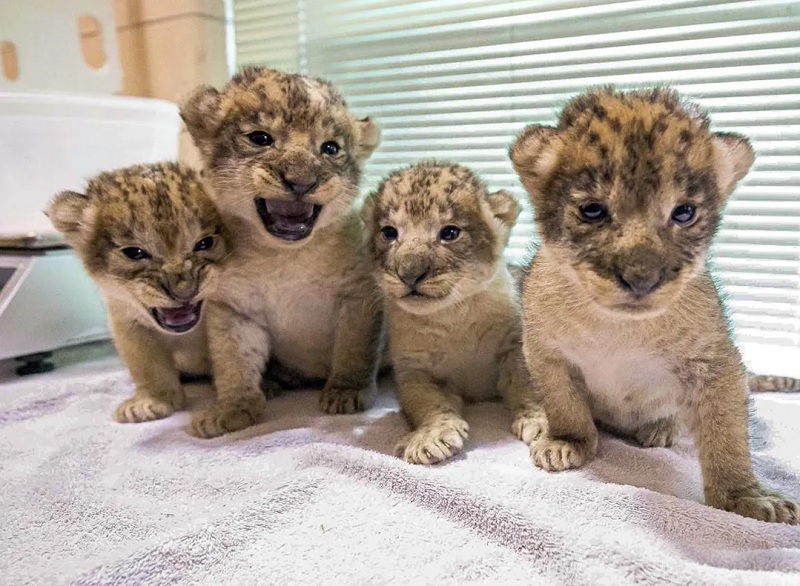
[162,322,210,375]
[263,278,339,329]
[391,301,517,401]
[223,245,355,321]
[554,334,685,427]
[561,341,678,393]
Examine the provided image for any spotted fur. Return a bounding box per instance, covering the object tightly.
[510,86,799,524]
[180,68,382,438]
[364,161,519,309]
[363,162,545,464]
[47,162,227,424]
[181,66,378,231]
[748,373,800,393]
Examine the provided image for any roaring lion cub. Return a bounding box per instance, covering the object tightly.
[47,162,227,423]
[180,67,382,438]
[363,162,546,464]
[510,86,799,523]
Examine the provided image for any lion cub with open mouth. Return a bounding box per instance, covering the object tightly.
[48,162,227,423]
[511,87,799,523]
[363,162,546,464]
[181,67,382,438]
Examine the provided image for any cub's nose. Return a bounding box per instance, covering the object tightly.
[280,173,317,197]
[165,278,199,303]
[399,268,429,289]
[615,269,663,298]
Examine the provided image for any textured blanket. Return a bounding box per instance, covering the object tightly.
[1,353,799,586]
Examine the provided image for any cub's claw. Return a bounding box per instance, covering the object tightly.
[320,385,374,414]
[530,435,596,471]
[512,407,548,444]
[190,395,266,439]
[719,487,800,524]
[114,396,177,423]
[395,416,470,465]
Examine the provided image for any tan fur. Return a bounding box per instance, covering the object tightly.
[510,87,799,524]
[181,67,382,438]
[363,162,545,464]
[47,162,227,423]
[748,373,800,392]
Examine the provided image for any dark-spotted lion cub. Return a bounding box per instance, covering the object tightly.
[510,87,798,523]
[48,162,227,424]
[180,67,382,438]
[363,162,546,464]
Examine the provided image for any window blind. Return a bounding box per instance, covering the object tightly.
[232,0,800,377]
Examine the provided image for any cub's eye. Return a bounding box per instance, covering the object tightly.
[121,247,150,260]
[380,226,398,242]
[439,225,461,242]
[578,202,609,223]
[671,203,697,225]
[321,141,340,156]
[194,236,215,252]
[247,131,274,147]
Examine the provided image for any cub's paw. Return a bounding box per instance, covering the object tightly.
[320,385,374,415]
[634,416,681,448]
[530,435,596,471]
[721,487,800,524]
[190,395,266,439]
[395,417,470,465]
[512,407,547,444]
[114,395,178,423]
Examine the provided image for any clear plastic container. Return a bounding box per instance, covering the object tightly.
[0,90,181,237]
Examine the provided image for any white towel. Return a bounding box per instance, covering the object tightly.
[1,353,799,586]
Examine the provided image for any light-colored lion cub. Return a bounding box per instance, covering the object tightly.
[510,86,799,523]
[48,162,227,423]
[180,67,382,438]
[363,162,546,464]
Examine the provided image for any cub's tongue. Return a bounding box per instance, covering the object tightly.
[265,201,315,222]
[255,198,321,241]
[157,304,198,327]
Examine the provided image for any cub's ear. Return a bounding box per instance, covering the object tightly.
[360,193,378,232]
[712,131,755,196]
[354,117,381,162]
[180,85,223,141]
[359,194,382,254]
[509,125,561,200]
[486,189,520,228]
[46,191,91,241]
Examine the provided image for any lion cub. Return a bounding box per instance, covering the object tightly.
[180,67,382,438]
[510,87,799,523]
[363,162,546,464]
[48,162,227,423]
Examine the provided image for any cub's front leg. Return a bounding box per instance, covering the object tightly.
[394,370,469,465]
[688,356,799,524]
[524,339,598,471]
[320,294,382,414]
[111,317,185,423]
[191,302,268,438]
[498,343,547,445]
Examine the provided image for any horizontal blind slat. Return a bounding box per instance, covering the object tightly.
[236,0,800,360]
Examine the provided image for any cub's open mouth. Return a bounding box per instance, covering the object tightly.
[151,301,203,333]
[255,198,322,241]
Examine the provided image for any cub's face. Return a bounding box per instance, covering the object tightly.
[181,67,380,248]
[511,87,754,318]
[48,162,228,334]
[363,163,519,316]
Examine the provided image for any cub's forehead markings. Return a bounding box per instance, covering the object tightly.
[299,77,327,107]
